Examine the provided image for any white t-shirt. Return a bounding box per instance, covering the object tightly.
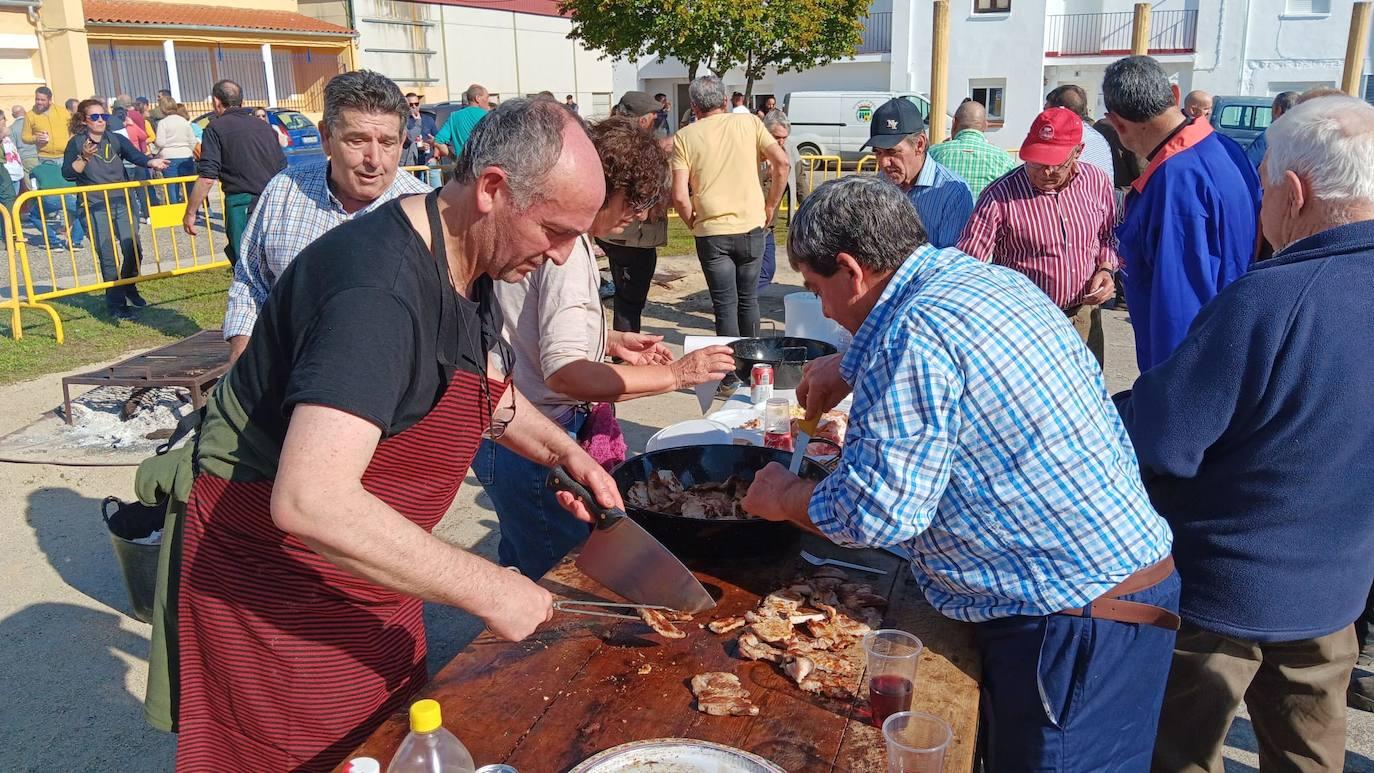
[730,105,752,114]
[2,135,23,181]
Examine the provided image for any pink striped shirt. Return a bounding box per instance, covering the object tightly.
[956,162,1119,309]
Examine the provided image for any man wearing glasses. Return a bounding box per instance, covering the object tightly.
[957,107,1120,367]
[402,92,437,167]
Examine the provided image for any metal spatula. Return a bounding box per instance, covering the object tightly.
[789,417,820,474]
[547,468,716,614]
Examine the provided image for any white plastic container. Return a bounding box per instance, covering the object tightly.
[387,700,475,773]
[783,292,848,351]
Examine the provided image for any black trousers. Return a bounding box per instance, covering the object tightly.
[693,228,765,337]
[89,198,142,310]
[598,240,657,333]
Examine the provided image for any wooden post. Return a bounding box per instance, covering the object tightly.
[1131,3,1152,55]
[930,0,950,141]
[1342,1,1372,96]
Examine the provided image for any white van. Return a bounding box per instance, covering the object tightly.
[783,91,938,162]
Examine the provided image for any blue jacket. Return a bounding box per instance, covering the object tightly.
[1115,220,1374,642]
[1117,123,1260,371]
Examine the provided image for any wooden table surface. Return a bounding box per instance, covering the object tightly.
[340,536,980,772]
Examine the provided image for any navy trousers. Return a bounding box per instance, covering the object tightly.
[975,570,1181,772]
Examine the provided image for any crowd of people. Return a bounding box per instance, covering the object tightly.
[25,53,1351,772]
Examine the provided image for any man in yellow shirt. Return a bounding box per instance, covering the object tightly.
[21,86,70,163]
[671,76,790,342]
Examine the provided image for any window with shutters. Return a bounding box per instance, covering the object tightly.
[974,0,1010,14]
[1283,0,1330,16]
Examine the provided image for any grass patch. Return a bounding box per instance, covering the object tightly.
[0,267,233,385]
[662,209,791,258]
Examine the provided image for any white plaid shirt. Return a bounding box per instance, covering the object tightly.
[222,161,433,339]
[809,244,1171,622]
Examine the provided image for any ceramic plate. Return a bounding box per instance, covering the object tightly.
[645,419,734,453]
[568,738,785,772]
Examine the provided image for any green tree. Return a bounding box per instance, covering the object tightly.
[560,0,869,99]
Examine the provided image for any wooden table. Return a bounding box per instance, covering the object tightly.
[341,537,980,771]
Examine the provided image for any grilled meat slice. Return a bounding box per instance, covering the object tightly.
[691,672,759,716]
[708,615,747,635]
[638,608,689,639]
[737,632,785,663]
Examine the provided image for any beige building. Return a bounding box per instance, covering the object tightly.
[0,0,357,117]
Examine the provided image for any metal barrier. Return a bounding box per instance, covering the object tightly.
[798,154,843,196]
[2,204,20,339]
[856,155,878,174]
[8,175,230,343]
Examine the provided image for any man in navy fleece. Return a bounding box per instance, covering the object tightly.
[1115,95,1374,772]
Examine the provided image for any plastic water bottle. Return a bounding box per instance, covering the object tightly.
[386,699,475,773]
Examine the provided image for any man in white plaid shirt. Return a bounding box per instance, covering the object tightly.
[742,174,1178,771]
[223,70,432,362]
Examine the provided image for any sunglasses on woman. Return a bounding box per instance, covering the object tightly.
[86,113,112,123]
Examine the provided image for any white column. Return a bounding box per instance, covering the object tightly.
[164,40,180,101]
[262,43,278,106]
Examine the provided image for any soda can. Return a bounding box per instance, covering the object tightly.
[750,363,774,406]
[475,766,519,773]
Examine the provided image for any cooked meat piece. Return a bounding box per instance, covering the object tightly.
[761,589,806,615]
[811,588,841,608]
[748,614,796,644]
[654,469,685,495]
[691,672,759,716]
[838,582,873,596]
[787,647,857,677]
[807,603,873,642]
[784,654,815,686]
[790,632,840,652]
[843,591,890,609]
[627,481,651,509]
[708,615,747,635]
[737,632,785,663]
[786,582,814,597]
[789,607,827,625]
[857,607,884,630]
[638,608,687,639]
[812,566,849,581]
[679,498,709,519]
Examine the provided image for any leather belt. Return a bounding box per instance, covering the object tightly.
[1057,555,1180,631]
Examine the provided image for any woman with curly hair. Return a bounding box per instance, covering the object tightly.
[62,97,169,319]
[475,115,737,579]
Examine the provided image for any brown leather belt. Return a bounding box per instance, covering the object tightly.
[1057,555,1180,631]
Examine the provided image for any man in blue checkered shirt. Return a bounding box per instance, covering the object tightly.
[742,174,1178,771]
[222,70,432,362]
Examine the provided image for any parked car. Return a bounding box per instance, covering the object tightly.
[192,107,324,169]
[783,90,943,163]
[1209,96,1274,148]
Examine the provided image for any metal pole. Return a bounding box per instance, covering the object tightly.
[1342,1,1372,96]
[1131,3,1152,55]
[164,40,180,101]
[262,43,278,107]
[930,0,949,142]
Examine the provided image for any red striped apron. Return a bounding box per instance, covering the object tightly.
[174,370,505,772]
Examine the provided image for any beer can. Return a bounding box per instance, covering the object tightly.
[750,363,774,405]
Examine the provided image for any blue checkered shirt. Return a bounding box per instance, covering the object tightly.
[903,157,974,249]
[809,245,1171,622]
[222,161,433,339]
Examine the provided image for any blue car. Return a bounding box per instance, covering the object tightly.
[193,107,325,169]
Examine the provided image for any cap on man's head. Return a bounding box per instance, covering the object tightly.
[615,90,660,117]
[1019,107,1083,165]
[861,98,926,150]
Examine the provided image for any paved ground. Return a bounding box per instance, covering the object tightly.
[1,251,1370,771]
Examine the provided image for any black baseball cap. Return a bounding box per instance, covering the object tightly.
[861,98,926,150]
[614,90,660,117]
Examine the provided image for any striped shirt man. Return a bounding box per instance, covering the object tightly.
[927,128,1018,196]
[902,156,974,249]
[956,161,1119,309]
[223,160,432,340]
[808,244,1171,622]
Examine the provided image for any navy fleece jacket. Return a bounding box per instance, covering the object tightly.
[1115,220,1374,642]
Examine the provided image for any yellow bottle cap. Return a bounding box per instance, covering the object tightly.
[409,699,442,734]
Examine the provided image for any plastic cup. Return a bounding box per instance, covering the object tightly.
[864,629,923,726]
[883,711,952,773]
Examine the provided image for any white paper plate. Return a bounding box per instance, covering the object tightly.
[569,738,785,772]
[645,419,734,453]
[709,408,763,429]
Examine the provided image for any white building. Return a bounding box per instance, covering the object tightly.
[299,0,618,116]
[626,0,1372,145]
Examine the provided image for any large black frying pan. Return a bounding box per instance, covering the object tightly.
[610,445,833,557]
[731,337,838,390]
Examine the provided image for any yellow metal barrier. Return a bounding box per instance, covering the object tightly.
[798,154,843,197]
[2,203,20,339]
[856,155,879,174]
[8,175,230,343]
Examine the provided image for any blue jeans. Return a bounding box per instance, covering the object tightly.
[472,410,593,579]
[975,568,1181,771]
[164,158,197,204]
[25,191,86,248]
[757,229,777,291]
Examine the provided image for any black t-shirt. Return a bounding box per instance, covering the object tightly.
[228,195,499,444]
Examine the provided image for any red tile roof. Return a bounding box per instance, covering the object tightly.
[84,0,354,36]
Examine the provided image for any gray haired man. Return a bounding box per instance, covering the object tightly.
[670,75,790,343]
[222,70,431,362]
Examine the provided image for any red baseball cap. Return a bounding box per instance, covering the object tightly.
[1020,107,1083,166]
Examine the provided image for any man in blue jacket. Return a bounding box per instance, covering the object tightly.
[1102,56,1261,371]
[1115,94,1374,772]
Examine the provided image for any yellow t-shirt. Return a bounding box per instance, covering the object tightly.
[22,106,72,161]
[672,112,775,237]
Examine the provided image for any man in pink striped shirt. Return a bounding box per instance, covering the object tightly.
[957,107,1118,366]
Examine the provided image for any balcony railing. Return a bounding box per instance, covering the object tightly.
[1044,9,1198,57]
[856,11,892,55]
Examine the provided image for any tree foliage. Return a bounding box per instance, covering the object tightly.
[560,0,869,98]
